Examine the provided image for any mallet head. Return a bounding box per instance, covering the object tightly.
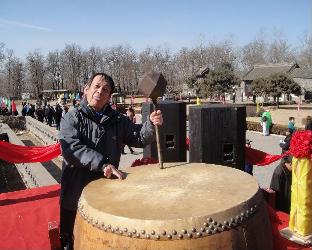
[138,71,167,101]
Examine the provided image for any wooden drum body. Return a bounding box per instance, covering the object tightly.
[74,163,272,250]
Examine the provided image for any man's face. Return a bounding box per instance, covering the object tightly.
[285,162,292,171]
[86,75,111,111]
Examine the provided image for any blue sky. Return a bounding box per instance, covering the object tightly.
[0,0,310,58]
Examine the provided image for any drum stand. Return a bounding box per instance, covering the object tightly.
[280,228,312,247]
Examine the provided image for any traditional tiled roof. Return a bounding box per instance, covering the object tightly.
[291,67,312,79]
[196,65,209,78]
[242,63,299,81]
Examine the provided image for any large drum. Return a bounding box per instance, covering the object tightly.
[74,163,272,250]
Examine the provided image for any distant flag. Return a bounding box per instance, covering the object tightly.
[11,100,17,113]
[2,98,6,108]
[196,96,201,105]
[7,99,11,112]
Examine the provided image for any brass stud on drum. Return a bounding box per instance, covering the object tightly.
[203,222,208,227]
[178,234,183,239]
[123,228,128,232]
[156,235,160,240]
[182,229,187,234]
[196,232,202,237]
[191,227,196,232]
[128,232,132,237]
[132,229,137,234]
[187,233,193,238]
[115,226,119,231]
[151,230,155,235]
[172,230,177,235]
[246,210,250,217]
[162,230,166,235]
[108,224,111,229]
[136,233,140,238]
[167,235,172,239]
[146,234,150,239]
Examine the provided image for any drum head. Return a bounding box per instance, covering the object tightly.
[78,163,261,239]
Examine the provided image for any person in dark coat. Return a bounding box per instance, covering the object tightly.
[54,103,63,130]
[270,155,292,214]
[35,106,45,122]
[58,73,163,250]
[279,128,293,153]
[244,139,253,175]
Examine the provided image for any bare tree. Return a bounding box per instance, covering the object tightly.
[240,38,268,70]
[26,50,45,98]
[10,58,24,98]
[298,33,312,67]
[46,50,63,90]
[103,45,138,94]
[2,49,15,97]
[87,46,103,75]
[0,42,5,65]
[268,38,295,64]
[61,43,84,91]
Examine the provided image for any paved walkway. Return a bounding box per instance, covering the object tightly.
[246,131,284,188]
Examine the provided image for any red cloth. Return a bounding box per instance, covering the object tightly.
[0,141,61,163]
[0,185,60,250]
[245,146,285,166]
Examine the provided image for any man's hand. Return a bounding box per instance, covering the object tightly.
[150,110,163,126]
[103,164,124,180]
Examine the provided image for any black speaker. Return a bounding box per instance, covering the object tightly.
[142,100,186,162]
[189,105,246,170]
[0,133,9,142]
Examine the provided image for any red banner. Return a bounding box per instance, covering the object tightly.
[0,140,284,166]
[0,141,61,163]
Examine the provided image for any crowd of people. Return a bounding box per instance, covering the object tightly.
[21,102,69,130]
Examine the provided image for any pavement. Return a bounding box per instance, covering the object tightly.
[246,131,283,188]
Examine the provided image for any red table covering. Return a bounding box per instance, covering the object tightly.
[0,185,310,250]
[0,185,60,250]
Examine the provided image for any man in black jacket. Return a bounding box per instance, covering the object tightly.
[59,73,163,249]
[270,155,292,214]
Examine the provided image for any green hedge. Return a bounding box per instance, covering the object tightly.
[246,121,296,135]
